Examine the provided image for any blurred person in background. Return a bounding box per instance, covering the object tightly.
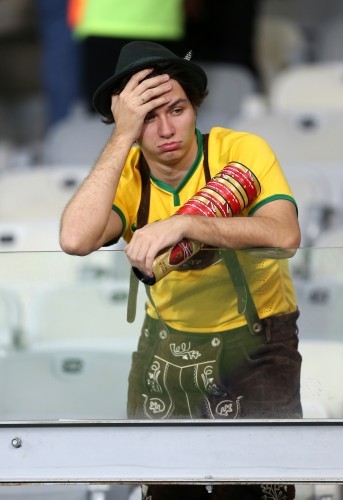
[34,0,82,127]
[68,0,186,112]
[0,0,43,163]
[184,0,261,79]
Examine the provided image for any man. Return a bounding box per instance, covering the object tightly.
[60,41,302,499]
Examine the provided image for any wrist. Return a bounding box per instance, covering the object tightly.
[111,128,136,149]
[175,213,196,240]
[113,120,142,145]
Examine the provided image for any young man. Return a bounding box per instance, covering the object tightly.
[60,41,302,499]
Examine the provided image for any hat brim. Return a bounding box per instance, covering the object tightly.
[92,57,207,118]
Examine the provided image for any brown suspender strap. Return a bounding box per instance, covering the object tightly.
[127,268,139,323]
[128,134,261,333]
[202,133,211,183]
[137,153,151,230]
[126,153,151,323]
[201,135,261,333]
[220,250,261,333]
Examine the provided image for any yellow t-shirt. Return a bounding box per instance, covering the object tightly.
[113,127,298,332]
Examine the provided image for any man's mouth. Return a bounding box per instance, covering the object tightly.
[159,141,181,151]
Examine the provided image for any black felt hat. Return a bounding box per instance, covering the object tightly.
[92,41,208,118]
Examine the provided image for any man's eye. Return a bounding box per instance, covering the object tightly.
[144,114,155,122]
[172,108,183,115]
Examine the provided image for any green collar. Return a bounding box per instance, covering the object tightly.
[149,129,203,206]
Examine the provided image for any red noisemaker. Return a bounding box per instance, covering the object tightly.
[133,162,261,285]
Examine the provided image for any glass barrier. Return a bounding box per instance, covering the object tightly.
[0,247,342,422]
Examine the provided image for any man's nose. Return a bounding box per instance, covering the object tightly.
[158,116,174,137]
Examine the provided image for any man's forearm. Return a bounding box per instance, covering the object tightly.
[125,200,301,279]
[179,207,301,251]
[60,130,133,255]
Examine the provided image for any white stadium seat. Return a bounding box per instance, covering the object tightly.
[196,62,257,132]
[269,62,343,114]
[0,348,132,420]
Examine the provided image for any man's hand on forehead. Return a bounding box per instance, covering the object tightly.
[129,68,172,107]
[110,69,172,140]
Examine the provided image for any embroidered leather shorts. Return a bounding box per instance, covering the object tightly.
[127,309,302,420]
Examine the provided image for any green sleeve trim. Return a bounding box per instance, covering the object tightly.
[102,205,126,246]
[248,195,298,216]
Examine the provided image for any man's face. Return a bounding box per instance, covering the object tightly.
[137,79,197,165]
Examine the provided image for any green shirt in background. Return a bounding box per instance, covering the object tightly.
[73,0,184,40]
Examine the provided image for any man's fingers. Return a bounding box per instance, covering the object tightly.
[126,232,158,276]
[139,73,170,92]
[125,71,171,99]
[123,68,154,91]
[139,82,172,105]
